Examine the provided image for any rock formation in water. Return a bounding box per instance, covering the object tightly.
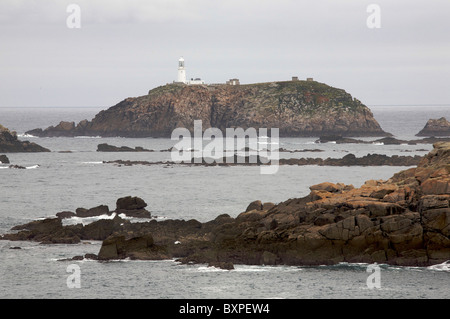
[0,124,50,153]
[26,81,390,138]
[97,143,154,152]
[416,117,450,137]
[2,143,449,267]
[0,154,9,164]
[103,153,423,167]
[316,135,450,145]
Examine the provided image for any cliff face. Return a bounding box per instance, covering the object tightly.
[27,81,389,138]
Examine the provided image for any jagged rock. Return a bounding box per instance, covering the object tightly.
[416,117,450,137]
[0,124,50,153]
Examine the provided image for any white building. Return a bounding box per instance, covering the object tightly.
[175,57,205,85]
[177,57,187,84]
[189,78,205,85]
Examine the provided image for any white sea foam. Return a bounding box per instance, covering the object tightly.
[81,161,103,164]
[61,212,159,226]
[427,260,450,271]
[17,133,37,138]
[257,141,279,145]
[74,136,102,139]
[62,213,118,226]
[26,165,40,169]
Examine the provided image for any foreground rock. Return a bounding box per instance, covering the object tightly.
[98,143,450,266]
[0,124,50,153]
[416,117,450,137]
[26,81,389,138]
[2,144,449,267]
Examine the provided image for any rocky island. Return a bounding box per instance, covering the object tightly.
[416,117,450,137]
[2,142,449,267]
[26,80,390,138]
[0,124,50,153]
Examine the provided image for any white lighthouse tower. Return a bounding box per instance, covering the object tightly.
[177,57,187,84]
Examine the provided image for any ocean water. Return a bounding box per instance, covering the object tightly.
[0,105,449,299]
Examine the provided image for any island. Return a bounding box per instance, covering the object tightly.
[416,117,450,137]
[26,80,390,138]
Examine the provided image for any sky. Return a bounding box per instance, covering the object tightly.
[0,0,449,108]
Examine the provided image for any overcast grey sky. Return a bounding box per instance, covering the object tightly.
[0,0,449,108]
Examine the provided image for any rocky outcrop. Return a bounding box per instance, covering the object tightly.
[26,120,88,138]
[97,142,450,266]
[2,144,449,267]
[26,81,389,138]
[416,117,450,137]
[97,233,168,260]
[0,155,9,164]
[104,153,423,167]
[97,143,154,152]
[54,197,151,219]
[316,135,450,145]
[0,124,50,153]
[115,196,151,218]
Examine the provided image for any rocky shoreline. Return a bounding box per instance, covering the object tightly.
[2,142,449,268]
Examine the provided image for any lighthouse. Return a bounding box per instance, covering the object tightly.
[177,57,187,84]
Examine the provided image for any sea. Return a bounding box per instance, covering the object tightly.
[0,105,449,300]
